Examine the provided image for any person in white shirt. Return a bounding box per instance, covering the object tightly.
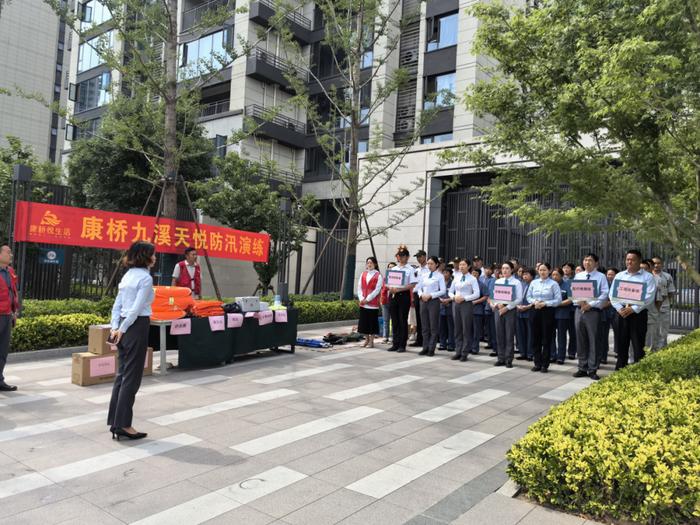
[609,249,657,369]
[572,253,610,381]
[488,261,523,367]
[410,249,429,348]
[449,258,480,362]
[415,256,446,356]
[388,245,419,353]
[357,257,384,348]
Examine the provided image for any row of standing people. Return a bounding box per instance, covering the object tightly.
[357,247,674,380]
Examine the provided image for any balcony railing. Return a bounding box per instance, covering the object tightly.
[250,47,309,82]
[245,104,306,134]
[257,0,311,29]
[200,99,230,118]
[182,0,231,32]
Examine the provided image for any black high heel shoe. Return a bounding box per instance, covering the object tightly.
[112,428,147,441]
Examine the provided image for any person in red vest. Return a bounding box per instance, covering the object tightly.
[171,247,202,298]
[0,244,20,391]
[357,256,384,348]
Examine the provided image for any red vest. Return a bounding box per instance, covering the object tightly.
[175,261,201,295]
[360,271,381,308]
[0,266,19,315]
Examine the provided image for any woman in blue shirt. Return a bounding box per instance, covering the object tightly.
[108,241,156,441]
[551,267,574,364]
[525,263,561,372]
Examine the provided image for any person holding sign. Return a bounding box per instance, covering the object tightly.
[609,249,657,369]
[571,253,609,380]
[488,261,523,367]
[357,257,384,348]
[525,263,561,373]
[449,259,481,361]
[415,256,447,356]
[388,245,418,353]
[108,241,156,441]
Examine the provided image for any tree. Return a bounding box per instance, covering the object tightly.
[0,136,62,238]
[66,95,213,214]
[265,0,450,298]
[444,0,700,284]
[195,152,317,294]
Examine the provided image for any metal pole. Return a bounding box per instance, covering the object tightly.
[362,209,377,262]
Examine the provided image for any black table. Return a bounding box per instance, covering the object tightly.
[175,309,298,369]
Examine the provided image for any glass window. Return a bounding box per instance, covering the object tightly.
[424,71,455,109]
[76,71,112,113]
[361,50,373,69]
[427,13,458,52]
[81,0,112,31]
[179,28,231,80]
[77,30,114,73]
[421,133,453,144]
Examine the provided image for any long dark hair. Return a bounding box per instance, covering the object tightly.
[125,241,155,268]
[366,256,378,270]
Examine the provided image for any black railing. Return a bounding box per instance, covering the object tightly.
[259,166,302,185]
[258,0,312,29]
[182,0,230,32]
[200,99,230,117]
[251,47,308,82]
[245,104,306,134]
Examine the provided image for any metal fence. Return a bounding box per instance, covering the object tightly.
[314,229,348,294]
[440,188,700,332]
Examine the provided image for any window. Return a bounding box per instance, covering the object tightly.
[424,71,455,109]
[211,135,227,159]
[361,50,373,69]
[179,28,232,80]
[426,13,458,52]
[421,133,453,144]
[75,71,111,113]
[77,30,114,73]
[68,117,102,140]
[80,0,112,30]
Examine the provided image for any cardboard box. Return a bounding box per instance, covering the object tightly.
[88,324,115,356]
[72,352,116,386]
[117,347,154,377]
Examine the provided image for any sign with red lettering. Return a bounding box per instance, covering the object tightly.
[611,279,647,305]
[491,284,516,304]
[257,310,274,326]
[13,201,269,262]
[275,310,288,323]
[208,316,225,331]
[227,313,244,328]
[571,280,598,302]
[170,318,191,335]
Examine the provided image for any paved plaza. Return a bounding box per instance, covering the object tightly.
[0,325,615,525]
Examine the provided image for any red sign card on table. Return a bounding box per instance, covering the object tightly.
[13,201,270,262]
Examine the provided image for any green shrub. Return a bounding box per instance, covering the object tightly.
[11,313,109,352]
[22,297,114,318]
[295,300,360,324]
[507,330,700,525]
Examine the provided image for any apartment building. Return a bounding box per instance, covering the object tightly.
[62,0,503,294]
[0,0,70,162]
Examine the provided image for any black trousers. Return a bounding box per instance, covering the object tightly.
[615,309,648,370]
[108,316,149,429]
[390,291,411,350]
[413,292,423,345]
[531,307,555,369]
[0,314,11,383]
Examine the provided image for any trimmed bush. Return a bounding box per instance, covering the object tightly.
[507,330,700,525]
[22,297,114,318]
[11,313,109,352]
[296,300,359,324]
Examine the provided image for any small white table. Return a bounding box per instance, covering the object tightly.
[149,320,173,375]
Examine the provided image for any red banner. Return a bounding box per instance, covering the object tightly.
[13,201,270,262]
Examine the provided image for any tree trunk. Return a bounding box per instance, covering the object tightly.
[162,0,179,219]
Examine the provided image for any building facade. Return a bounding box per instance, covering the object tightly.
[0,0,70,162]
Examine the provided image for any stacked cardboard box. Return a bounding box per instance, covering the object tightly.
[72,325,153,386]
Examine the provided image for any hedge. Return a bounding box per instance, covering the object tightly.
[11,313,109,352]
[507,330,700,525]
[22,297,114,318]
[295,300,359,324]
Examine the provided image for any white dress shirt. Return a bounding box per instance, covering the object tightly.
[415,270,446,299]
[388,264,418,292]
[357,270,383,309]
[449,272,481,302]
[111,268,154,333]
[609,269,657,313]
[572,270,609,309]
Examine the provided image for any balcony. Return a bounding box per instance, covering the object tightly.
[246,47,308,90]
[249,0,313,44]
[244,104,307,149]
[199,99,231,118]
[182,0,232,33]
